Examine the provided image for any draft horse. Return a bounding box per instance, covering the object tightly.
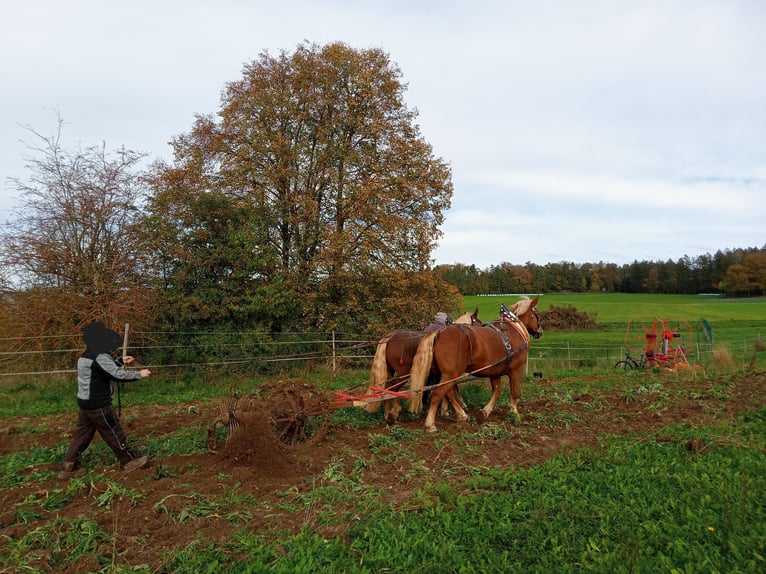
[408,296,541,433]
[365,308,481,424]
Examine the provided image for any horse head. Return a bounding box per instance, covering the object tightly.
[507,296,543,339]
[455,307,482,326]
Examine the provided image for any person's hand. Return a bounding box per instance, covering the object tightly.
[140,369,151,378]
[122,355,135,365]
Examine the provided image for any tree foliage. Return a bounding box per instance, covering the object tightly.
[0,117,153,369]
[435,246,766,297]
[146,42,457,333]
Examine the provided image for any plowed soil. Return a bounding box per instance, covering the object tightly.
[1,371,765,572]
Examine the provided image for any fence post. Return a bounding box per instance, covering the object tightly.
[122,323,130,362]
[332,330,336,372]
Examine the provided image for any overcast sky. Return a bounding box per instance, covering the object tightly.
[1,0,764,268]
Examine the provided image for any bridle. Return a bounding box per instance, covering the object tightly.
[501,303,542,339]
[527,306,542,339]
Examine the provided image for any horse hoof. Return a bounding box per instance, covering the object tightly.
[385,413,398,425]
[425,425,438,433]
[479,409,490,421]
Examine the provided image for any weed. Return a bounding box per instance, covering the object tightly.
[5,518,111,572]
[152,464,177,480]
[351,456,369,474]
[711,346,738,371]
[475,423,513,440]
[710,380,734,400]
[367,428,414,453]
[322,460,347,483]
[92,480,143,508]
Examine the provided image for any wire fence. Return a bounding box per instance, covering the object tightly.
[0,328,379,378]
[0,326,734,381]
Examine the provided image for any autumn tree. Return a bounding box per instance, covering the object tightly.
[146,42,458,334]
[719,250,766,296]
[0,117,152,369]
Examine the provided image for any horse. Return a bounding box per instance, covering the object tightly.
[364,308,481,424]
[408,296,542,433]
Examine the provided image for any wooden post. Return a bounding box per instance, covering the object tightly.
[122,323,130,362]
[332,330,337,372]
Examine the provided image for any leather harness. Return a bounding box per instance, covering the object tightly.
[457,312,530,373]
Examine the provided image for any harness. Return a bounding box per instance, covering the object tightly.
[491,315,530,362]
[457,313,530,373]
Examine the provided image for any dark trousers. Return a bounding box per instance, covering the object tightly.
[63,405,140,468]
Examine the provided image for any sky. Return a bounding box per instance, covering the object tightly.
[1,0,764,269]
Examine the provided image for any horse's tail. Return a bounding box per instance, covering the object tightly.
[408,332,437,413]
[364,337,390,413]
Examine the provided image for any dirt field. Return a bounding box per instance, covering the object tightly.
[1,371,765,572]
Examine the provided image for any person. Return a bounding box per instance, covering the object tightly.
[59,322,152,479]
[424,312,453,333]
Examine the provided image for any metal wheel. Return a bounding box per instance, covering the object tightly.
[206,380,334,452]
[262,381,333,448]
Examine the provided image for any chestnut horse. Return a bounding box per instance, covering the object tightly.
[365,309,481,424]
[408,296,542,432]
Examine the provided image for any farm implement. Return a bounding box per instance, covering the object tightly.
[615,315,697,371]
[207,378,417,451]
[206,362,522,451]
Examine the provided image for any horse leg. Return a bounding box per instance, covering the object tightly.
[424,384,447,433]
[509,368,523,417]
[480,376,503,421]
[445,386,469,422]
[388,397,402,424]
[454,385,467,410]
[437,392,453,418]
[383,370,407,425]
[384,399,400,425]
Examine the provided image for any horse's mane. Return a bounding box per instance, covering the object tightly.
[454,312,472,324]
[510,296,532,315]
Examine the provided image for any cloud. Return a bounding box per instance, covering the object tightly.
[1,0,764,268]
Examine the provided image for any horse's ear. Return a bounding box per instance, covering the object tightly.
[473,307,479,315]
[531,296,539,306]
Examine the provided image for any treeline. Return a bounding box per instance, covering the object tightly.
[435,246,766,296]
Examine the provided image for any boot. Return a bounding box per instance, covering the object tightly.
[59,462,86,479]
[122,455,148,473]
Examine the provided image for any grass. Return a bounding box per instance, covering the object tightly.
[465,293,766,324]
[146,410,766,573]
[2,379,765,572]
[1,294,765,572]
[463,294,766,374]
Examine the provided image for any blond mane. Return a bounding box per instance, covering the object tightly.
[510,296,532,316]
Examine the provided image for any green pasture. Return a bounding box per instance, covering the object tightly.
[464,293,766,324]
[464,294,766,371]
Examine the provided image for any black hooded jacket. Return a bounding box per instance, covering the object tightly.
[76,350,142,409]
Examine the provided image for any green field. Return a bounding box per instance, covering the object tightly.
[464,293,766,324]
[2,295,766,572]
[463,294,766,372]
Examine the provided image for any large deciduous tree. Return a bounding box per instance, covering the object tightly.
[0,117,152,367]
[147,42,459,333]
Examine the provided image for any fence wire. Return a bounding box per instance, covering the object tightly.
[0,329,725,379]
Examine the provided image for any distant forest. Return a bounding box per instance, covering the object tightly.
[434,246,766,296]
